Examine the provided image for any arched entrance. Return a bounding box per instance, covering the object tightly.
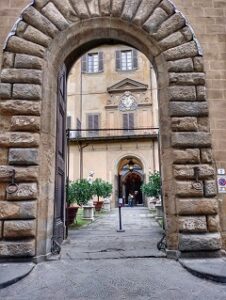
[0,0,221,260]
[118,156,144,206]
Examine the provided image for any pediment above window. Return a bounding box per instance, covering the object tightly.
[107,78,148,94]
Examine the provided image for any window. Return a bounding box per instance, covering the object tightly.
[87,114,100,137]
[116,49,138,71]
[123,113,134,134]
[76,118,81,138]
[82,52,104,73]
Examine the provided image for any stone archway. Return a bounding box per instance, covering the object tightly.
[0,0,221,260]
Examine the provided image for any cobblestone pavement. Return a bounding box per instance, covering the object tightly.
[1,207,226,300]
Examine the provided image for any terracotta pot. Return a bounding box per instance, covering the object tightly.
[93,201,103,212]
[66,206,79,225]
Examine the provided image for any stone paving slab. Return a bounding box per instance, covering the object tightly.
[0,263,35,289]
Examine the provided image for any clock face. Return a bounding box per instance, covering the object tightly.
[119,91,138,111]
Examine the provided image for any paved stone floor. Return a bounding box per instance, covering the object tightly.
[1,207,226,300]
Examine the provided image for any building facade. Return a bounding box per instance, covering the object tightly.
[67,45,159,207]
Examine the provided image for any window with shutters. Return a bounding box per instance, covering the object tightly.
[82,52,104,73]
[76,118,81,138]
[87,114,100,137]
[116,49,138,71]
[123,113,134,134]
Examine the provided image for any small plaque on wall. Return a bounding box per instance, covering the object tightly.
[217,175,226,193]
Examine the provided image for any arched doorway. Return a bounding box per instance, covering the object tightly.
[118,157,144,206]
[0,0,221,260]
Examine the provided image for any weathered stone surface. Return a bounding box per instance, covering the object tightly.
[0,165,39,182]
[143,8,168,34]
[168,58,194,72]
[176,181,203,197]
[169,86,196,101]
[172,117,198,132]
[0,240,35,257]
[11,116,40,132]
[7,183,38,200]
[9,148,39,166]
[85,0,100,17]
[0,83,11,99]
[0,100,41,116]
[34,0,49,8]
[164,41,199,61]
[15,54,43,70]
[42,2,69,30]
[1,69,42,84]
[172,133,211,148]
[70,0,90,18]
[22,24,52,47]
[2,52,14,68]
[7,36,45,58]
[0,222,2,239]
[111,0,125,17]
[133,0,161,25]
[0,133,40,148]
[173,149,200,164]
[179,216,207,233]
[201,149,213,163]
[159,31,186,51]
[170,102,209,117]
[0,201,36,220]
[174,165,215,180]
[22,6,58,38]
[197,86,207,101]
[100,0,111,16]
[181,26,193,42]
[177,199,219,216]
[205,180,217,197]
[179,233,221,251]
[4,220,36,238]
[193,57,204,72]
[208,215,220,233]
[122,0,140,21]
[154,13,185,41]
[13,84,42,100]
[52,0,79,22]
[169,73,205,86]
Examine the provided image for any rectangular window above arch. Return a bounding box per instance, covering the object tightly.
[82,52,104,74]
[123,113,134,134]
[116,49,138,71]
[87,113,100,137]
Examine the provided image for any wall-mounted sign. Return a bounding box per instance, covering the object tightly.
[217,175,226,193]
[217,168,225,175]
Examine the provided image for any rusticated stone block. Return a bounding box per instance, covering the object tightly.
[169,73,205,86]
[86,0,100,17]
[9,148,39,166]
[174,165,215,180]
[13,84,42,100]
[197,86,207,101]
[173,149,200,164]
[159,0,175,15]
[41,2,69,30]
[0,100,41,116]
[0,166,39,182]
[177,199,218,216]
[7,36,45,58]
[169,86,196,101]
[100,0,111,16]
[122,0,140,21]
[164,41,199,61]
[0,201,37,220]
[4,220,36,238]
[70,0,90,18]
[201,149,213,163]
[22,24,52,48]
[2,52,14,68]
[193,57,204,72]
[0,83,11,99]
[179,216,207,233]
[170,102,208,117]
[22,6,58,38]
[172,117,198,132]
[159,31,186,51]
[11,116,40,132]
[0,240,35,257]
[34,0,49,8]
[204,180,217,197]
[1,69,42,84]
[0,222,2,239]
[179,233,221,251]
[171,132,211,148]
[208,215,220,233]
[0,133,40,148]
[133,0,161,25]
[51,0,79,22]
[176,181,203,197]
[167,58,193,72]
[143,8,168,34]
[7,183,38,200]
[15,54,43,70]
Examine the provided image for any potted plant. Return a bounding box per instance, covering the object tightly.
[66,182,80,225]
[141,171,161,210]
[92,179,112,211]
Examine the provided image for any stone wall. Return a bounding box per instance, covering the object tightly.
[0,0,224,259]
